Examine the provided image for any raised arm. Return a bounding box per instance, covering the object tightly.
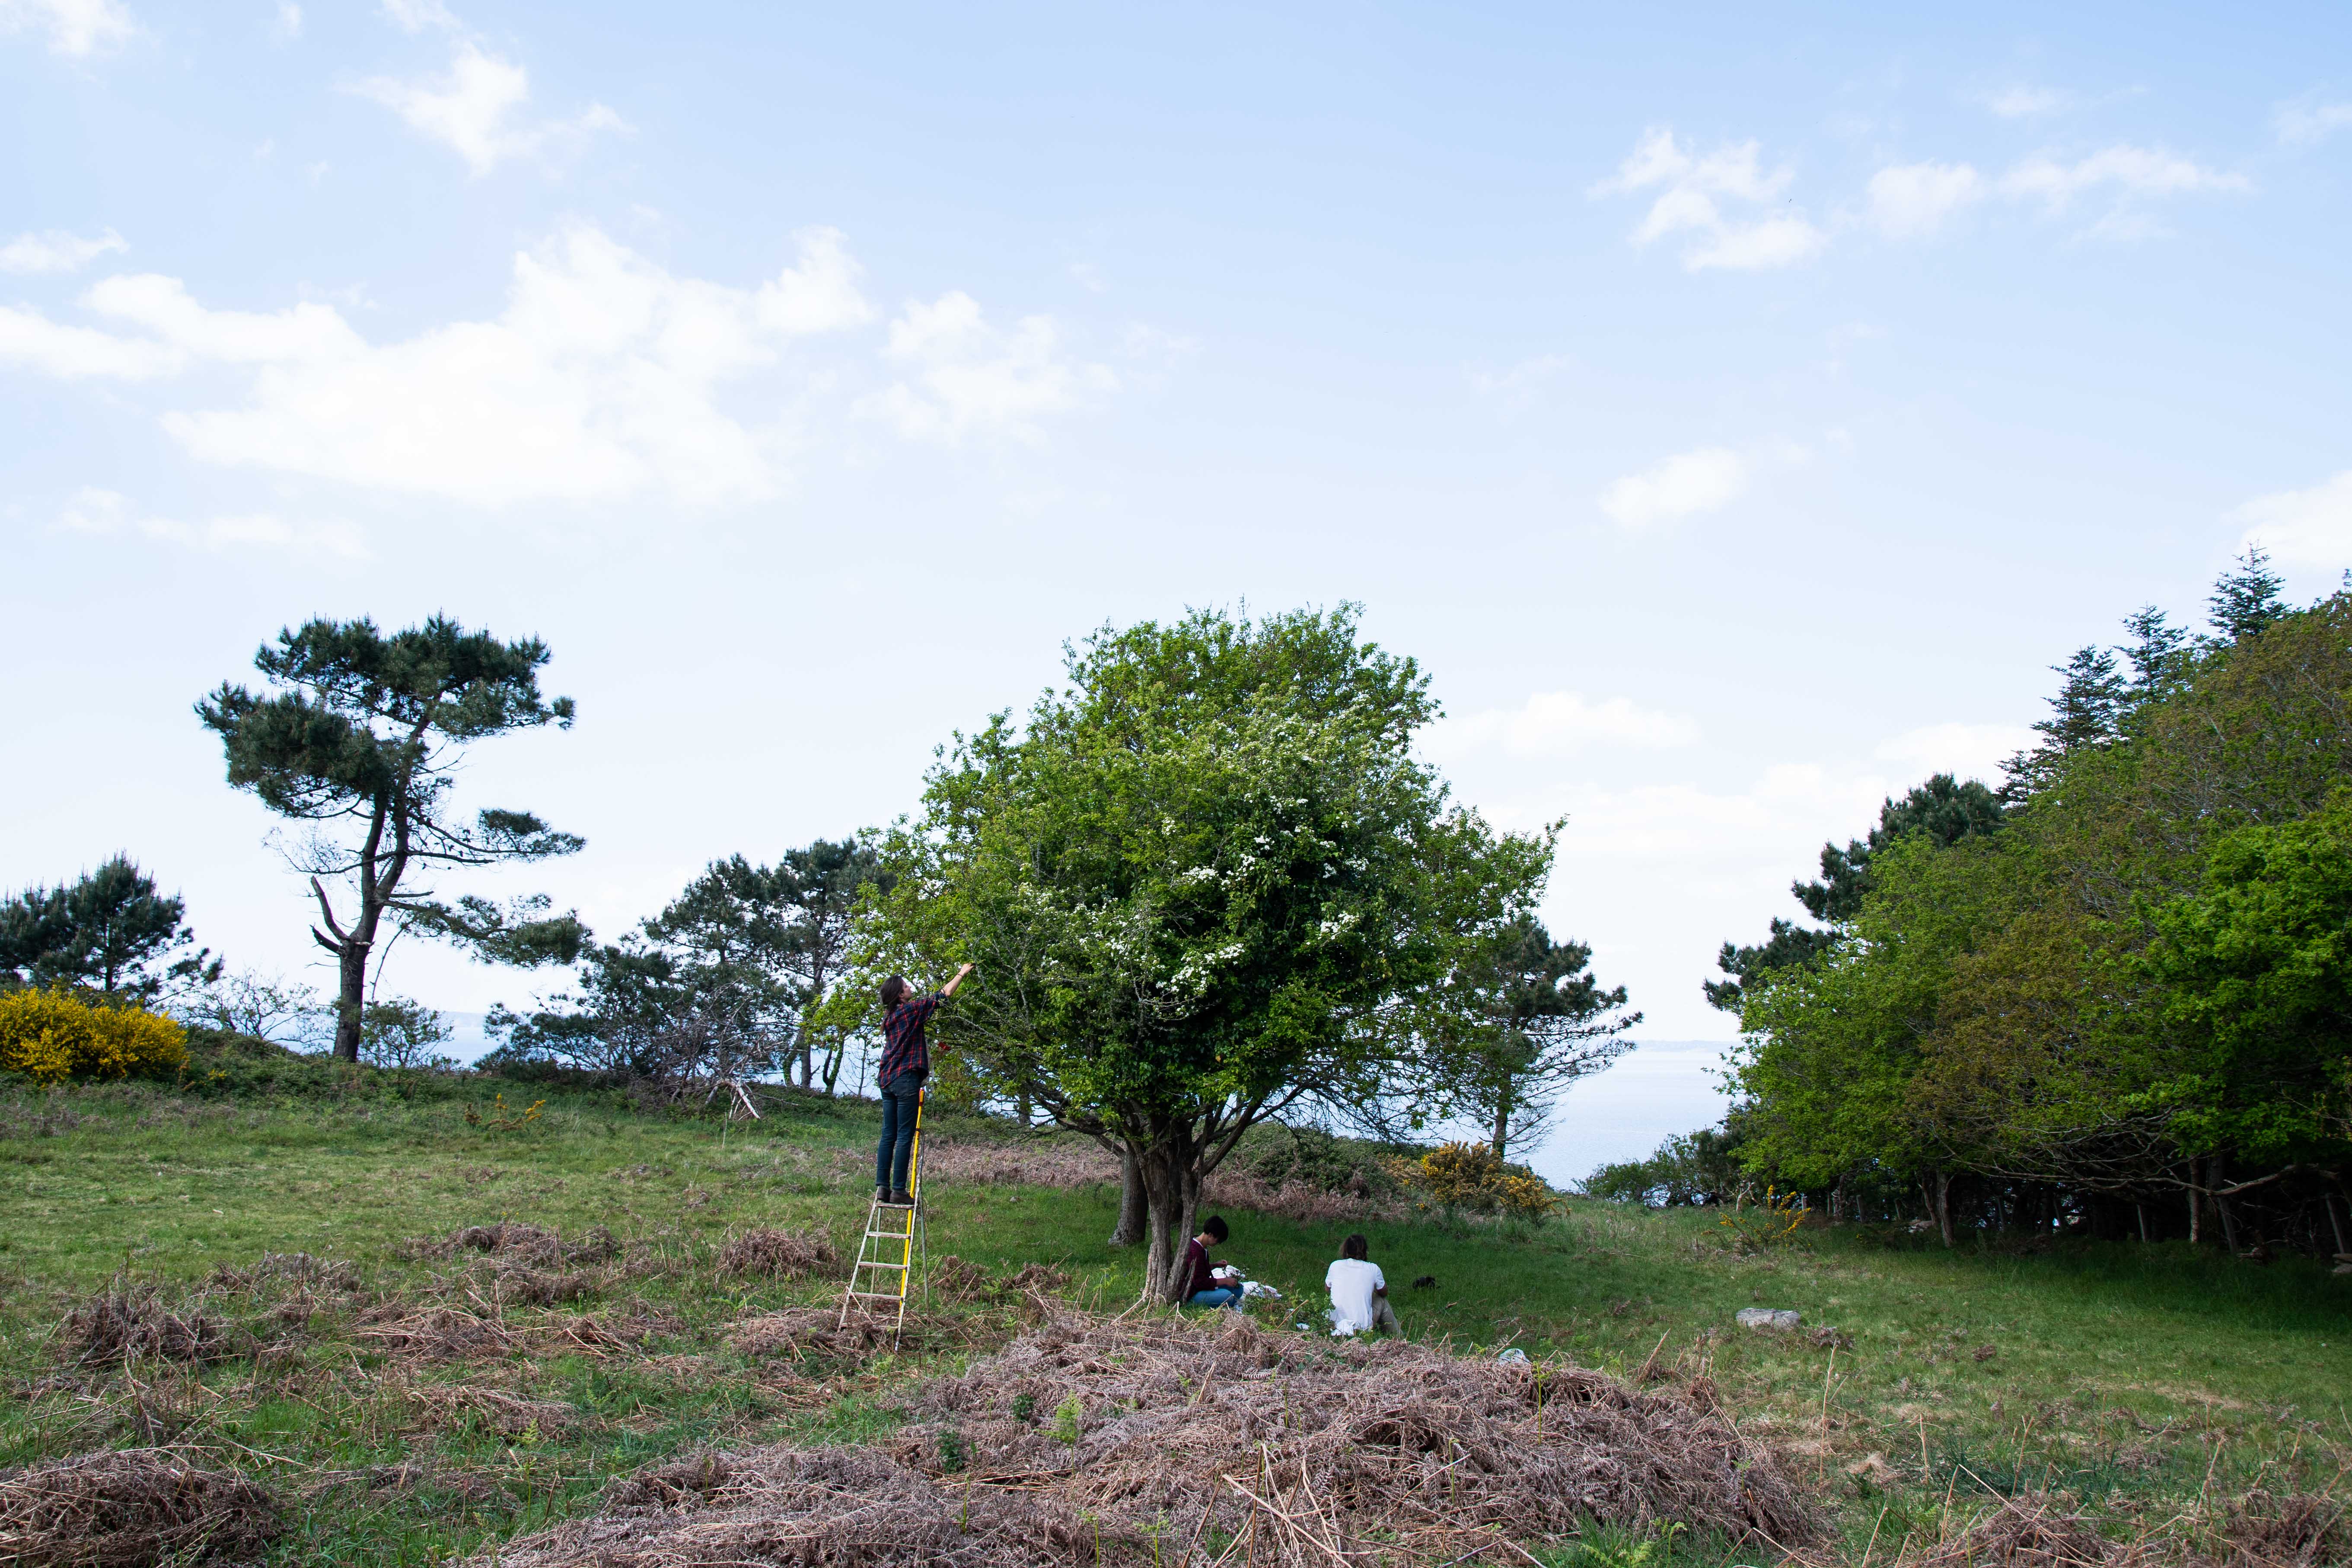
[940,962,975,999]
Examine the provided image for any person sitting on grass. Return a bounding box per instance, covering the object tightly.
[1326,1233,1402,1338]
[874,962,972,1206]
[1181,1215,1243,1309]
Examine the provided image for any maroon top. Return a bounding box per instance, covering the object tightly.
[1181,1236,1217,1298]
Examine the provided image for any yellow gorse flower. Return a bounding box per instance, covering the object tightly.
[0,988,188,1084]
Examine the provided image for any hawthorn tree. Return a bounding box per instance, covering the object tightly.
[198,616,587,1062]
[847,606,1552,1303]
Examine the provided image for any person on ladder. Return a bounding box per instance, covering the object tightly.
[875,963,972,1205]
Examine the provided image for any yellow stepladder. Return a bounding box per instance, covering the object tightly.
[838,1084,927,1346]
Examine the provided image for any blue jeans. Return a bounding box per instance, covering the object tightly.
[1188,1287,1241,1310]
[876,1074,923,1194]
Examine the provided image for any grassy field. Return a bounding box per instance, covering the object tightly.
[1,1067,2346,1565]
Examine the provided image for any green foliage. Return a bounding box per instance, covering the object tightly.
[1722,566,2352,1241]
[0,855,216,998]
[359,996,455,1071]
[197,615,586,1061]
[2144,788,2352,1160]
[1049,1394,1084,1447]
[1583,1122,1750,1207]
[490,838,884,1092]
[1707,774,2005,1011]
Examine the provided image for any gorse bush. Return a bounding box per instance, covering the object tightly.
[0,987,187,1084]
[1396,1140,1558,1216]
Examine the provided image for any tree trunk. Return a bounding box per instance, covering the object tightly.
[2213,1154,2240,1253]
[2188,1158,2202,1245]
[2326,1189,2350,1258]
[1933,1170,1955,1248]
[333,941,369,1062]
[1139,1145,1182,1306]
[1108,1146,1146,1248]
[1490,1077,1512,1160]
[2135,1202,2149,1243]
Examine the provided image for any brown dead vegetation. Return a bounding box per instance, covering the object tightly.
[61,1281,232,1368]
[475,1310,1817,1566]
[0,1447,280,1567]
[1896,1490,2350,1568]
[716,1227,839,1281]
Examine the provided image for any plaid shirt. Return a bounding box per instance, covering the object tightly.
[878,993,944,1086]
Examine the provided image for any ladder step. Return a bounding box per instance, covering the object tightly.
[847,1290,906,1302]
[855,1260,908,1273]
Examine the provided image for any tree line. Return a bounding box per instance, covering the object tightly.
[1689,548,2352,1260]
[2,604,1638,1303]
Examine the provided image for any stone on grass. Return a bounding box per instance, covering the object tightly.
[1735,1308,1801,1331]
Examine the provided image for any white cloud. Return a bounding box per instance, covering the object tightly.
[87,273,365,362]
[57,487,367,558]
[1983,85,2067,119]
[379,0,457,32]
[1684,217,1826,271]
[752,227,873,335]
[858,292,1115,446]
[0,226,1109,504]
[0,303,181,378]
[0,227,127,274]
[2275,98,2352,147]
[1866,162,1985,238]
[273,1,300,40]
[1069,261,1106,293]
[2230,470,2352,569]
[1428,692,1699,762]
[1998,144,2247,208]
[0,0,137,54]
[1468,354,1571,399]
[1873,722,2035,784]
[1597,446,1746,529]
[352,41,624,175]
[1592,128,1826,272]
[0,227,882,508]
[1538,763,1892,861]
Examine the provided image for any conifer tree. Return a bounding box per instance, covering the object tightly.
[0,855,216,997]
[2208,544,2286,642]
[198,617,587,1061]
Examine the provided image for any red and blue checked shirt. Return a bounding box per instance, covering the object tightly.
[878,993,944,1086]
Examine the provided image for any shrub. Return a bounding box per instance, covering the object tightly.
[0,988,188,1084]
[1393,1141,1558,1217]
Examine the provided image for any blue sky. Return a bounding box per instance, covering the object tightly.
[7,0,2352,1124]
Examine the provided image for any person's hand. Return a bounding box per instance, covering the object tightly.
[956,963,974,978]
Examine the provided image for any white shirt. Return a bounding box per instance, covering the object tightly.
[1324,1258,1386,1335]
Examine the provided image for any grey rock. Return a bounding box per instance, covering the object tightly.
[1736,1307,1802,1330]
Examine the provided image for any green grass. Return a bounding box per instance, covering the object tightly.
[1,1073,2346,1565]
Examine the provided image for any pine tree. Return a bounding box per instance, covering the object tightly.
[2001,646,2124,797]
[0,855,216,997]
[2118,605,2192,709]
[2208,545,2286,642]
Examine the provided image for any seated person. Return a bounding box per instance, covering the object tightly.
[1325,1233,1402,1337]
[1181,1215,1242,1309]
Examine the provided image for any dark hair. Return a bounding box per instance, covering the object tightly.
[880,975,909,1009]
[1341,1233,1368,1261]
[1201,1215,1229,1243]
